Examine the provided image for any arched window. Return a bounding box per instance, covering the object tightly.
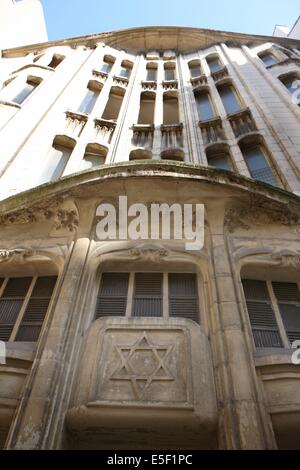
[40,135,76,183]
[146,62,158,81]
[11,76,42,105]
[163,91,180,124]
[164,62,176,81]
[206,144,232,170]
[217,83,241,114]
[100,55,115,74]
[279,73,300,104]
[206,54,223,73]
[137,91,156,124]
[0,275,57,342]
[258,50,278,66]
[94,272,199,323]
[239,137,277,186]
[77,81,102,114]
[82,143,107,169]
[194,89,215,121]
[101,86,125,121]
[118,60,133,79]
[188,60,202,78]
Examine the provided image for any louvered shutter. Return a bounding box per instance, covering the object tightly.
[0,278,32,341]
[242,279,282,348]
[169,273,199,323]
[16,276,57,342]
[95,273,129,319]
[272,282,300,345]
[133,273,163,317]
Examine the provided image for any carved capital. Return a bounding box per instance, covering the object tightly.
[0,198,79,232]
[225,198,300,233]
[0,249,36,264]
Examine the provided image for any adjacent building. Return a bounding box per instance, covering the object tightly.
[0,14,300,450]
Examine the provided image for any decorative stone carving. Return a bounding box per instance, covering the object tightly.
[130,248,168,262]
[0,198,79,231]
[271,250,300,268]
[66,318,217,449]
[110,332,174,400]
[0,249,35,264]
[225,198,300,233]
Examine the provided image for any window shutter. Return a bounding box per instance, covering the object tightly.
[16,276,57,342]
[169,273,199,323]
[242,279,282,348]
[133,273,163,317]
[272,282,300,345]
[0,278,32,341]
[95,273,129,319]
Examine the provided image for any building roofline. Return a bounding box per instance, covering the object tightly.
[289,15,300,37]
[0,161,300,218]
[2,25,300,57]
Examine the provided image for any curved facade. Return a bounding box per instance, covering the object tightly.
[0,26,300,450]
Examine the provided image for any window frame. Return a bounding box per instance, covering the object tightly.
[0,276,57,342]
[94,271,201,323]
[242,277,300,351]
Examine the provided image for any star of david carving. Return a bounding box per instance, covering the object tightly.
[110,332,174,399]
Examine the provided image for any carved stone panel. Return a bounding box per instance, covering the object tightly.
[97,328,189,403]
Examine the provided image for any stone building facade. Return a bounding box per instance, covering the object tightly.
[0,25,300,450]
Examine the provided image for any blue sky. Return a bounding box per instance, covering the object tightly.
[41,0,299,41]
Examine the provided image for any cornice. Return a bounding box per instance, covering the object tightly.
[2,25,300,57]
[0,162,300,222]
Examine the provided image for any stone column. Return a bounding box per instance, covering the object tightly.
[5,235,91,449]
[207,207,277,449]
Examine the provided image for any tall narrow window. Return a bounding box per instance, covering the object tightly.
[146,63,157,81]
[40,136,75,183]
[138,91,156,124]
[12,78,41,105]
[164,63,176,81]
[279,74,300,104]
[101,87,125,121]
[206,145,232,170]
[195,91,214,121]
[259,51,277,66]
[95,273,129,319]
[242,279,283,348]
[82,144,107,169]
[206,55,222,73]
[169,274,199,322]
[101,55,115,74]
[241,144,277,186]
[0,276,57,342]
[118,60,133,79]
[218,84,241,114]
[133,273,163,317]
[189,60,202,78]
[163,92,179,124]
[78,87,99,114]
